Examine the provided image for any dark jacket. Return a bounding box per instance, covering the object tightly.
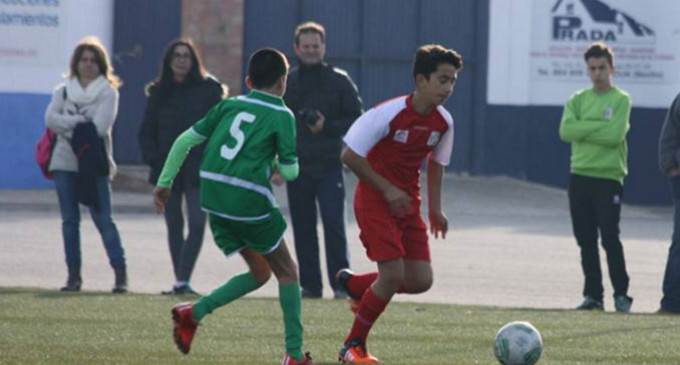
[659,93,680,174]
[138,76,224,186]
[284,62,363,176]
[71,121,109,211]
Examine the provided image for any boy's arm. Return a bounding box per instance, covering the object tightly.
[274,111,299,181]
[559,95,606,143]
[581,96,631,148]
[426,158,447,239]
[153,128,206,213]
[341,147,411,217]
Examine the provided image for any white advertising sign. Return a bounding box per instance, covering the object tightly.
[0,0,113,94]
[488,0,680,107]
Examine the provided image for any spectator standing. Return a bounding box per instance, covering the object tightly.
[658,91,680,314]
[45,37,127,293]
[559,42,633,312]
[283,21,363,299]
[138,39,226,295]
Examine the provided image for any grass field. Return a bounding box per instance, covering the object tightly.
[2,287,680,364]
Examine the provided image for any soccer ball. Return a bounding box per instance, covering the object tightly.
[493,321,543,365]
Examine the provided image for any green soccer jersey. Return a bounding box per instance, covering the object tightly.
[559,86,631,184]
[195,90,297,219]
[158,90,297,220]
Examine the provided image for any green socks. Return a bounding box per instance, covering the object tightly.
[191,275,304,360]
[193,272,263,321]
[279,282,304,360]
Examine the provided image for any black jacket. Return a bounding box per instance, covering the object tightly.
[71,121,109,211]
[284,62,363,176]
[138,76,224,186]
[659,93,680,174]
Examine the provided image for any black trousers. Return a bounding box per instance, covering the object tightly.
[568,174,629,301]
[286,169,349,295]
[164,174,206,283]
[661,176,680,312]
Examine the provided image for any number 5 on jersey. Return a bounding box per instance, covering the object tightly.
[221,111,255,160]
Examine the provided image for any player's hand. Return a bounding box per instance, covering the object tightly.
[153,187,170,214]
[307,111,325,134]
[429,210,448,239]
[668,168,680,177]
[383,185,412,217]
[270,170,285,186]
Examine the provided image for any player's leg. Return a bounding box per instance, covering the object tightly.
[400,259,433,294]
[262,240,309,362]
[399,214,433,294]
[339,259,399,364]
[192,248,271,321]
[171,214,266,355]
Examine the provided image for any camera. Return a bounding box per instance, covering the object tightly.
[298,108,319,126]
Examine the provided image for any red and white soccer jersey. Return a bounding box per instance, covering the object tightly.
[343,94,454,210]
[343,94,454,261]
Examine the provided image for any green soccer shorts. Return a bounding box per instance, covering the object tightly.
[208,209,287,256]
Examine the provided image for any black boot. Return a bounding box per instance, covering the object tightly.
[60,268,82,292]
[112,266,128,294]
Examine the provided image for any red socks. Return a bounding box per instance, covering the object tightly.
[344,288,389,344]
[346,271,407,298]
[346,272,378,298]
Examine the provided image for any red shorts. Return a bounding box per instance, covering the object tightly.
[354,205,430,262]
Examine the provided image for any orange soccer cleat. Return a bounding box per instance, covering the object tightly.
[338,339,379,364]
[171,302,198,354]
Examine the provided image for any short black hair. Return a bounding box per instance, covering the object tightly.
[247,47,289,89]
[294,21,326,46]
[412,44,463,80]
[584,42,614,67]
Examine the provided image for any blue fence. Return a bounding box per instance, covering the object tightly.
[1,0,669,205]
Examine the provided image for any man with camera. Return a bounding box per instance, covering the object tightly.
[283,21,363,299]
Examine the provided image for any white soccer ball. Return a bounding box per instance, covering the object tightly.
[493,321,543,365]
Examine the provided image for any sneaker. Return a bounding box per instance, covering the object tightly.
[336,269,361,300]
[334,289,349,300]
[171,302,198,354]
[575,296,604,311]
[163,284,199,296]
[339,338,379,364]
[281,351,313,365]
[301,288,322,299]
[657,307,680,315]
[614,295,633,313]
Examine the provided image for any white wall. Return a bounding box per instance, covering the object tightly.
[488,0,680,107]
[0,0,114,94]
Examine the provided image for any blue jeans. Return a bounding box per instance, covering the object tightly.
[661,176,680,312]
[53,171,126,271]
[286,169,349,295]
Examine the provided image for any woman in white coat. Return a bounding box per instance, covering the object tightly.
[45,37,127,293]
